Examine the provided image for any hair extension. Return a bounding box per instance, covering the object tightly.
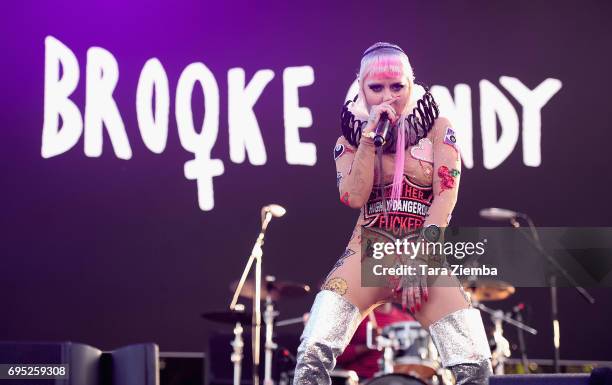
[390,117,407,203]
[375,146,387,219]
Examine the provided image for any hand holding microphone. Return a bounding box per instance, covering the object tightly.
[362,96,400,146]
[374,112,391,147]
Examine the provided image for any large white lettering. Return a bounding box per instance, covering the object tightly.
[176,62,224,211]
[228,68,274,165]
[284,66,316,166]
[480,79,519,170]
[499,76,562,167]
[84,46,131,159]
[136,58,170,154]
[41,36,82,158]
[42,36,562,212]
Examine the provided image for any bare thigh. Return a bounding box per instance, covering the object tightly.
[321,246,392,317]
[412,274,470,329]
[321,248,470,326]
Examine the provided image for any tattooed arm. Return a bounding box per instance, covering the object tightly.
[334,135,376,209]
[395,117,462,311]
[423,116,462,228]
[335,96,400,209]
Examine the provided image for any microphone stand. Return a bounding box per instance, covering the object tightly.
[510,214,595,373]
[514,307,530,372]
[229,210,276,385]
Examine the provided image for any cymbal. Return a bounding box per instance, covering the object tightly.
[201,310,252,325]
[230,279,311,301]
[463,280,515,301]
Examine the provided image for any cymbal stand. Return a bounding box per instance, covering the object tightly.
[231,318,245,385]
[490,308,511,374]
[264,276,279,385]
[473,300,537,374]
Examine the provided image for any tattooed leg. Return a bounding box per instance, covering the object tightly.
[321,277,348,296]
[348,227,359,242]
[324,248,355,283]
[294,245,370,385]
[295,286,361,385]
[321,246,392,313]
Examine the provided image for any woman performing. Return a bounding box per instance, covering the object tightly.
[293,42,492,385]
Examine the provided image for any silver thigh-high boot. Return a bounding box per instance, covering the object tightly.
[429,308,492,385]
[293,290,362,385]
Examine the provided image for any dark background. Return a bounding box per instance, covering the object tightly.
[1,0,611,362]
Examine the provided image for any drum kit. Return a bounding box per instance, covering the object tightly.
[202,276,538,385]
[199,204,541,385]
[358,279,537,385]
[203,276,311,385]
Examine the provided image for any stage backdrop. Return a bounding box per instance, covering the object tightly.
[2,0,612,361]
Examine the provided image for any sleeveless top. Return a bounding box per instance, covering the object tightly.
[363,175,433,237]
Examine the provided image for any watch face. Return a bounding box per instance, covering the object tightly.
[424,225,441,242]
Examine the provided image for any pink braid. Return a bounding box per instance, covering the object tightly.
[390,117,406,203]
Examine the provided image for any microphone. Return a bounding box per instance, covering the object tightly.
[261,204,286,218]
[479,207,521,221]
[374,112,391,147]
[513,303,525,313]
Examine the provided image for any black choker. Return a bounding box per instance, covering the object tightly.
[340,86,440,153]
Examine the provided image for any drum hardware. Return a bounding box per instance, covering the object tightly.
[383,321,439,381]
[275,316,307,327]
[202,305,249,385]
[229,204,286,385]
[366,320,439,383]
[471,298,537,375]
[463,278,536,374]
[513,303,530,372]
[207,269,311,385]
[366,320,395,374]
[232,314,245,385]
[463,279,515,302]
[263,276,279,385]
[201,306,253,325]
[490,307,511,374]
[479,208,596,373]
[230,275,310,385]
[229,278,311,302]
[472,300,538,334]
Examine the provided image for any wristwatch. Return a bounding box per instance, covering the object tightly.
[422,224,441,243]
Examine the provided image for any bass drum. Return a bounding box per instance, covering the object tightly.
[381,321,439,381]
[362,374,427,385]
[280,369,359,385]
